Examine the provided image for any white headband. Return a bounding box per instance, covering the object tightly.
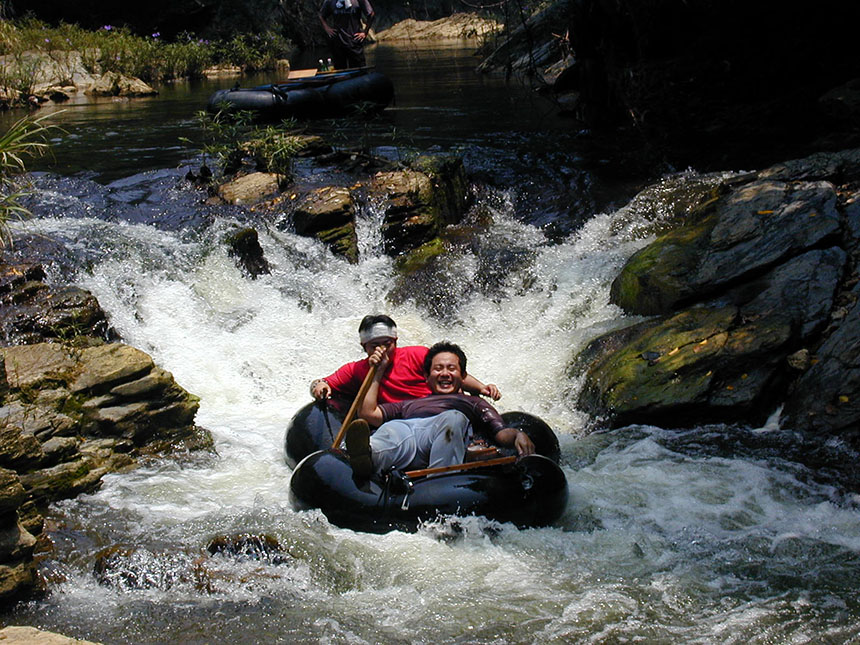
[359,323,398,344]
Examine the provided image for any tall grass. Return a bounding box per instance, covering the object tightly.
[0,113,55,246]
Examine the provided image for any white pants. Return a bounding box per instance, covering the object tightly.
[369,410,472,475]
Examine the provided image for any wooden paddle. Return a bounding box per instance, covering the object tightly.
[404,455,517,479]
[330,364,377,449]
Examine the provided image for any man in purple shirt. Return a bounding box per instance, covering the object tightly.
[346,341,534,478]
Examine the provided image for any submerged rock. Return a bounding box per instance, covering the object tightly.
[206,533,292,565]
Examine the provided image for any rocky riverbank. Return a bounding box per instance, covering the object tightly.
[0,263,213,602]
[575,147,860,450]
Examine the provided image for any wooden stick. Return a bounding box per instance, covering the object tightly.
[331,364,377,449]
[405,455,517,479]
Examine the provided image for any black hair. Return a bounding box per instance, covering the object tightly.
[423,341,467,376]
[358,315,396,334]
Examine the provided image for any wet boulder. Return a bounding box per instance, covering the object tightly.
[783,281,860,440]
[610,179,842,316]
[217,172,281,205]
[224,227,271,278]
[0,263,111,345]
[577,306,793,428]
[291,186,358,263]
[579,148,860,436]
[369,155,470,256]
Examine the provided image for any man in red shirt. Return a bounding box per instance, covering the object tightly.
[310,315,500,405]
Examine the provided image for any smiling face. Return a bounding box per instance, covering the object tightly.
[426,351,464,395]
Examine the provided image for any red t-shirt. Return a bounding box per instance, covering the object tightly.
[324,345,432,403]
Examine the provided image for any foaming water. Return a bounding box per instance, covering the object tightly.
[9,170,860,641]
[10,167,860,643]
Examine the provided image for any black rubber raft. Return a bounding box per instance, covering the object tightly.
[286,400,569,533]
[206,68,394,121]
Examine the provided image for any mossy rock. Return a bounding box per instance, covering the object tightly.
[394,237,447,274]
[578,305,793,428]
[610,213,718,315]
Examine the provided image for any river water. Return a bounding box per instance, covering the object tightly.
[4,42,860,643]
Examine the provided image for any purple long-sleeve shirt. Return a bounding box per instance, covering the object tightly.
[378,393,506,439]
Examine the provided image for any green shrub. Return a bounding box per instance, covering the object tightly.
[184,110,303,181]
[0,20,290,92]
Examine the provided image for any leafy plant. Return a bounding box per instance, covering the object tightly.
[0,113,56,246]
[183,109,304,182]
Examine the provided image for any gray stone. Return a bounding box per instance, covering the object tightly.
[85,72,157,97]
[18,458,101,504]
[376,13,501,41]
[758,148,860,182]
[1,345,76,391]
[737,247,847,339]
[0,561,38,603]
[40,437,80,466]
[291,186,358,262]
[0,423,44,470]
[695,181,840,288]
[0,518,36,561]
[611,179,842,315]
[71,344,154,393]
[0,626,99,644]
[0,468,25,515]
[109,368,172,399]
[217,172,280,205]
[784,283,860,436]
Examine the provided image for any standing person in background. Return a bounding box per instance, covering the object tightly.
[319,0,375,70]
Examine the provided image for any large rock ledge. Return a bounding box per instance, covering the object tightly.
[375,13,501,41]
[0,268,213,603]
[576,148,860,443]
[0,625,100,644]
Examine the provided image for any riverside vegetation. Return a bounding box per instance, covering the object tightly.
[0,18,293,108]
